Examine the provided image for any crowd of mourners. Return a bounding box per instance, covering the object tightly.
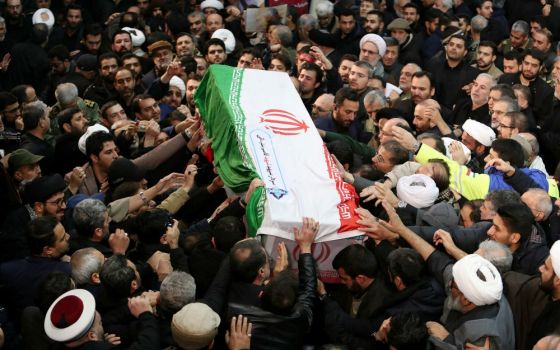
[1,0,560,348]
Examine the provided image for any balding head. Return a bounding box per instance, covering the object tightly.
[312,93,334,119]
[521,188,552,221]
[380,117,409,143]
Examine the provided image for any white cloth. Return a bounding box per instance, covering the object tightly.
[359,34,386,57]
[551,241,560,277]
[396,174,439,208]
[121,27,146,47]
[452,254,503,306]
[32,9,55,31]
[212,29,236,54]
[200,0,224,10]
[443,137,471,162]
[170,76,186,98]
[462,119,495,147]
[78,124,110,154]
[530,156,549,177]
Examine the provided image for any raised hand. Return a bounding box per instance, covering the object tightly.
[294,217,319,254]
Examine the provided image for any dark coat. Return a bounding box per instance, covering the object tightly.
[227,253,317,350]
[499,73,554,127]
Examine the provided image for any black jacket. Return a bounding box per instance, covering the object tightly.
[227,253,317,350]
[75,312,160,350]
[499,73,554,126]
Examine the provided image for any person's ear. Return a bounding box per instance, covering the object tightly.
[355,274,367,286]
[90,154,99,165]
[63,123,72,134]
[87,330,99,341]
[430,87,435,97]
[91,272,101,285]
[130,279,139,293]
[393,276,405,291]
[14,170,23,182]
[93,227,104,240]
[43,245,55,257]
[34,202,45,216]
[510,232,521,245]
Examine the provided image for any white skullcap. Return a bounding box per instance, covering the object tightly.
[172,303,220,349]
[452,254,503,306]
[212,28,235,54]
[121,27,146,47]
[462,119,496,147]
[551,241,560,277]
[78,124,110,155]
[32,8,55,31]
[169,76,186,98]
[396,174,439,209]
[359,34,386,57]
[443,137,471,162]
[200,0,224,10]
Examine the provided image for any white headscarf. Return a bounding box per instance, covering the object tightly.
[396,174,439,208]
[452,254,503,306]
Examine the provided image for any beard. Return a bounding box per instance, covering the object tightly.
[446,294,465,312]
[540,275,554,293]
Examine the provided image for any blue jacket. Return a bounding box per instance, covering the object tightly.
[486,167,548,192]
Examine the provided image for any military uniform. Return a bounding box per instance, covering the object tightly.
[46,98,100,146]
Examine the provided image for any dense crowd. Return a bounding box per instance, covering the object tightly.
[1,0,560,349]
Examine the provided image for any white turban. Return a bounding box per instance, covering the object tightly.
[359,34,386,57]
[169,76,186,98]
[121,27,146,47]
[212,29,236,54]
[396,174,439,209]
[78,124,110,155]
[443,137,471,162]
[200,0,224,11]
[551,241,560,277]
[453,254,503,306]
[32,9,55,31]
[462,119,496,147]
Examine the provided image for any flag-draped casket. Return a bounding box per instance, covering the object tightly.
[194,65,363,279]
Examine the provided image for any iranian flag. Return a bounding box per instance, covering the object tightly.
[195,65,362,242]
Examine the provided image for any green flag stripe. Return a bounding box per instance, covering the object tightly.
[194,65,259,193]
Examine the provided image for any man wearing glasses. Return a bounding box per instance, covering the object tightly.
[0,174,68,262]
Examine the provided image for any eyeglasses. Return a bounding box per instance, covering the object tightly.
[46,197,66,207]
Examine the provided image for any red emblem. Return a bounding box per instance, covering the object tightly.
[259,109,309,136]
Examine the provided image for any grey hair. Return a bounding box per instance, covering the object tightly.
[55,83,79,107]
[354,60,375,78]
[441,0,453,9]
[477,240,513,274]
[496,96,520,113]
[521,133,539,156]
[511,20,530,36]
[274,25,293,48]
[470,15,488,33]
[71,248,104,285]
[525,188,553,219]
[364,89,386,106]
[188,11,204,19]
[315,1,334,16]
[73,199,107,236]
[298,14,318,29]
[484,190,521,212]
[160,271,196,314]
[477,73,496,87]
